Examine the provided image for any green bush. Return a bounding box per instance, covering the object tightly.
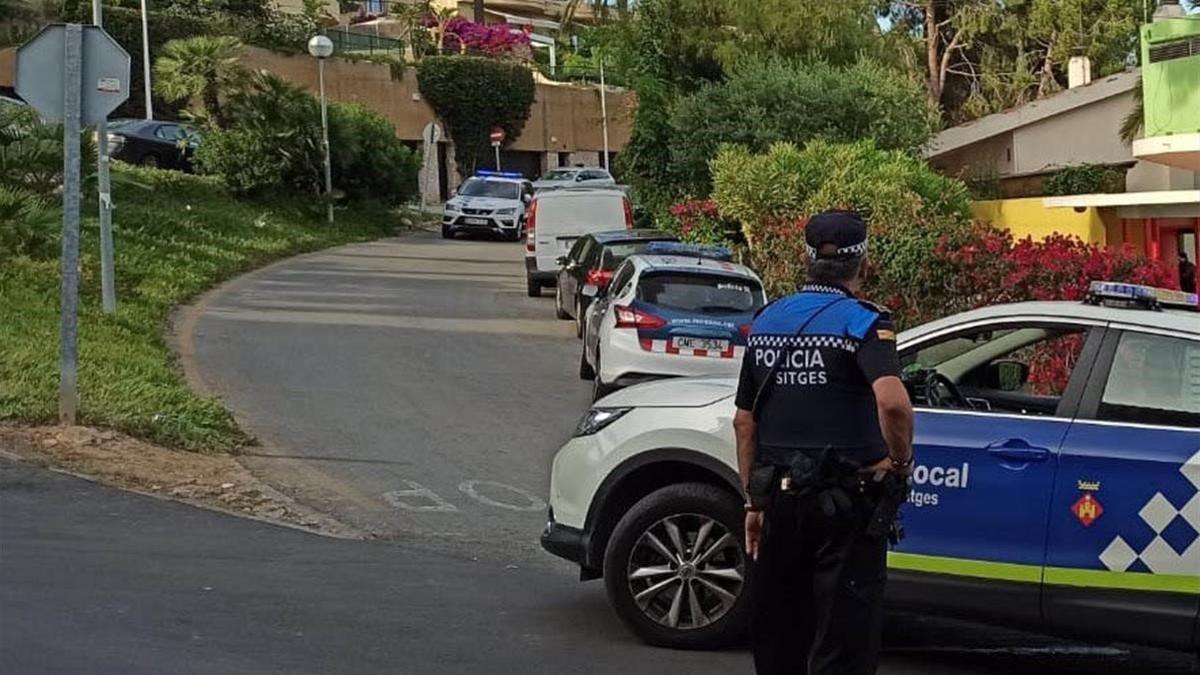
[1043,163,1125,196]
[670,58,939,196]
[0,186,58,260]
[329,103,420,205]
[416,56,535,177]
[709,140,973,326]
[194,71,324,196]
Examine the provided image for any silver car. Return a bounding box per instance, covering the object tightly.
[532,166,616,192]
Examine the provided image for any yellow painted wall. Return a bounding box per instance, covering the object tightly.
[971,198,1110,245]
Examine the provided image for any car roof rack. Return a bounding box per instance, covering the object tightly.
[645,241,734,262]
[1084,281,1199,312]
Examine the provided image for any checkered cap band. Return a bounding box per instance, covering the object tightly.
[806,240,868,260]
[749,334,859,352]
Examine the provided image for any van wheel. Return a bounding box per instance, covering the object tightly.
[527,276,541,298]
[603,483,750,649]
[579,348,595,380]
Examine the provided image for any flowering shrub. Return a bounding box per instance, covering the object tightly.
[436,18,530,56]
[666,200,739,246]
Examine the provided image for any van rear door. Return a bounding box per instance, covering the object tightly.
[534,193,628,272]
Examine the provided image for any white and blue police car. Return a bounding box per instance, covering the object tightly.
[544,281,1200,651]
[441,171,533,242]
[579,242,768,400]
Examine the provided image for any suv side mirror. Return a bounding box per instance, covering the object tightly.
[985,360,1029,392]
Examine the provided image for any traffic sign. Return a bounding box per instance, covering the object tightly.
[422,122,442,145]
[15,24,130,125]
[489,126,505,146]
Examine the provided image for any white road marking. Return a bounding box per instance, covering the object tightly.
[381,480,459,512]
[458,480,547,512]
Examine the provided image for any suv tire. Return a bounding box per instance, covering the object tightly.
[603,482,750,649]
[527,276,541,298]
[441,225,453,239]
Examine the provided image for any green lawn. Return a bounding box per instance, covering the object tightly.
[0,165,403,452]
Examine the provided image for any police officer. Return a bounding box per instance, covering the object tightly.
[733,210,914,675]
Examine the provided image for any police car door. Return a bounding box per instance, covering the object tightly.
[1043,327,1200,650]
[891,320,1102,626]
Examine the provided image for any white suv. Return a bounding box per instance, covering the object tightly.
[542,283,1200,652]
[442,172,533,242]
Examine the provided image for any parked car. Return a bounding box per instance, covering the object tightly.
[525,188,633,297]
[544,281,1200,651]
[532,166,617,191]
[103,119,201,171]
[581,244,767,399]
[555,230,679,338]
[442,171,533,242]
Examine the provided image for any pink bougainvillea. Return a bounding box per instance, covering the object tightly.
[440,18,530,56]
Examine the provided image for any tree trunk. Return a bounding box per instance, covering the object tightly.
[924,0,942,108]
[1036,33,1057,99]
[473,0,485,22]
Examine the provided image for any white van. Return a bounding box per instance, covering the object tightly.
[525,188,632,297]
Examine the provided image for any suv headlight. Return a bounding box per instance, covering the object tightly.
[444,202,461,213]
[495,207,517,215]
[574,407,631,437]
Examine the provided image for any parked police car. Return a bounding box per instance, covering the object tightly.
[580,243,767,400]
[544,282,1200,651]
[441,171,533,241]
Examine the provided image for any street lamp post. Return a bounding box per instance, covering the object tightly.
[308,34,335,225]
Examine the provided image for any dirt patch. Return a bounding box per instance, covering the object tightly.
[0,424,357,537]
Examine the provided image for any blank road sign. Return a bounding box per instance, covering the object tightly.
[16,24,131,125]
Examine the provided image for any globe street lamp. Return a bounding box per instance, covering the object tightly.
[308,34,335,224]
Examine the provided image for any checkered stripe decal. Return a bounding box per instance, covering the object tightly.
[640,339,745,359]
[749,334,859,353]
[1099,448,1200,575]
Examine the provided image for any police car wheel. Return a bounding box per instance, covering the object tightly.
[441,225,453,239]
[603,483,750,649]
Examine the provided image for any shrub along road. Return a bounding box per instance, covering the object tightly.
[172,230,1195,673]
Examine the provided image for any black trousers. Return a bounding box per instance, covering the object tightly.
[750,486,887,675]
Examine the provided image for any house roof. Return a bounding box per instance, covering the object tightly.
[1043,189,1200,209]
[926,70,1141,158]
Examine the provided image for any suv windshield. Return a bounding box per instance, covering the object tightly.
[542,170,578,181]
[459,179,519,199]
[637,273,765,314]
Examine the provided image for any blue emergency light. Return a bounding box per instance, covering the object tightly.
[1086,281,1198,311]
[474,170,524,179]
[645,241,734,262]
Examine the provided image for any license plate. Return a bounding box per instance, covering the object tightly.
[465,217,489,225]
[672,337,728,352]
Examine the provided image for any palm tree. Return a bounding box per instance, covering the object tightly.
[153,36,248,128]
[1119,74,1144,144]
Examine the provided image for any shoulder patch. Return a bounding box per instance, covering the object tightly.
[857,299,890,318]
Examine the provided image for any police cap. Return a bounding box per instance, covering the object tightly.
[805,210,867,260]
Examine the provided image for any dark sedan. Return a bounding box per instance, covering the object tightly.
[554,229,678,338]
[104,119,201,171]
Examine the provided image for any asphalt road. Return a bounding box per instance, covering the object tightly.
[10,229,1183,674]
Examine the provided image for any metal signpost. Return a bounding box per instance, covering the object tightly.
[94,0,116,314]
[490,126,505,171]
[16,24,130,425]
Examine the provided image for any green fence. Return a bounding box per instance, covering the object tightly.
[323,27,403,57]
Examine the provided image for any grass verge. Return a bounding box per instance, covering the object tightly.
[1,164,407,452]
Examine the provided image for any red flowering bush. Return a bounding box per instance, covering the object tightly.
[666,200,739,246]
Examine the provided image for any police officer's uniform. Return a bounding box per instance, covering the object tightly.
[735,211,902,675]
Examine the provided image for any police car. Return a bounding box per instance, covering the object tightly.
[441,171,533,241]
[579,243,767,400]
[543,282,1200,651]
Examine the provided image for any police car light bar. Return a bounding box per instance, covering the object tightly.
[645,241,734,262]
[1086,281,1199,311]
[475,170,524,179]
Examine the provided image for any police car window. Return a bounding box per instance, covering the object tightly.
[636,273,765,314]
[1099,333,1200,428]
[609,263,636,297]
[567,237,588,261]
[458,179,519,199]
[901,326,1087,414]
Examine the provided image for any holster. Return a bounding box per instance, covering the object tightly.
[865,473,911,545]
[746,464,780,511]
